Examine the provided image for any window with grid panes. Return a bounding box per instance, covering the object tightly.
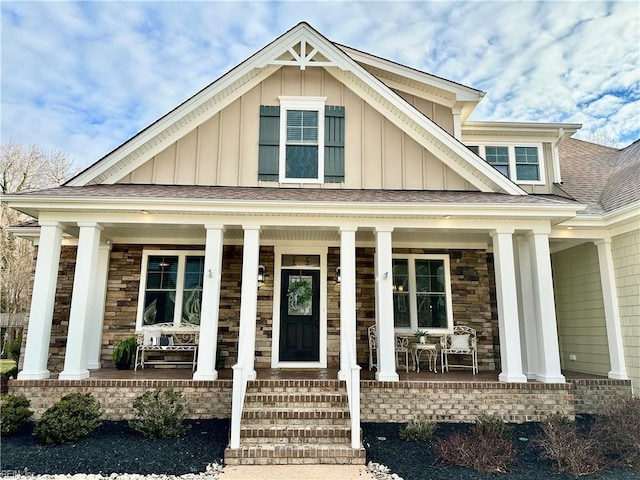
[466,144,543,182]
[392,255,453,333]
[137,251,205,328]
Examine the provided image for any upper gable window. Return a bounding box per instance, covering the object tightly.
[258,98,345,184]
[468,144,544,184]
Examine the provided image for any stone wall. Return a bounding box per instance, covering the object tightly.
[355,248,496,371]
[38,244,497,372]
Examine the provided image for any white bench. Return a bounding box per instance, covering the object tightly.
[134,325,199,371]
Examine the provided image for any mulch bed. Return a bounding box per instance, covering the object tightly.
[2,419,638,479]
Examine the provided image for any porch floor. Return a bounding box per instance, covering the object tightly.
[46,367,606,382]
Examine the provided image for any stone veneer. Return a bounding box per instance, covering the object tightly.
[8,378,631,422]
[35,244,498,373]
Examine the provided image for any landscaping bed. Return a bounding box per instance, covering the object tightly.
[2,419,639,479]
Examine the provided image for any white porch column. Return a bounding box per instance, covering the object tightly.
[528,230,565,383]
[515,236,539,380]
[375,227,398,381]
[595,239,628,380]
[60,222,103,380]
[18,222,64,380]
[85,243,112,369]
[194,225,225,381]
[338,227,357,380]
[491,230,527,383]
[236,225,260,380]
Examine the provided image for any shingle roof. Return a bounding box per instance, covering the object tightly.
[558,138,640,215]
[9,184,578,207]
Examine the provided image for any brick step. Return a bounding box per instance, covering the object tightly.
[245,380,346,394]
[242,408,350,426]
[224,444,366,466]
[240,425,351,444]
[244,392,348,406]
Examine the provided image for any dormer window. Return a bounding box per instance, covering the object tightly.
[468,144,543,184]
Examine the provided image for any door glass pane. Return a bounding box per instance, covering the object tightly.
[288,275,313,316]
[182,256,204,326]
[392,259,410,328]
[281,255,320,268]
[143,256,178,325]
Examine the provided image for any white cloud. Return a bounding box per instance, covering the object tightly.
[1,0,639,168]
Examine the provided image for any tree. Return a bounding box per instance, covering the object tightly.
[0,141,77,314]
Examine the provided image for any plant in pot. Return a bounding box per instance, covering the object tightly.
[113,336,137,370]
[415,329,428,344]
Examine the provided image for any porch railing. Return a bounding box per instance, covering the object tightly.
[229,362,251,449]
[343,328,361,449]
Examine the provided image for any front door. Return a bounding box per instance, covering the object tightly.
[279,269,320,362]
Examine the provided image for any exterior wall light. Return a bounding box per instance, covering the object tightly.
[257,265,266,283]
[336,266,341,283]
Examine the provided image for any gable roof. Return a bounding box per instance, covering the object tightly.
[558,137,640,215]
[65,22,524,195]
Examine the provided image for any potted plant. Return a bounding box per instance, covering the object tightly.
[415,329,428,344]
[113,336,137,370]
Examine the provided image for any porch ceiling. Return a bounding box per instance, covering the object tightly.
[95,224,491,246]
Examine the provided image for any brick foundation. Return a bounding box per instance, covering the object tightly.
[9,377,631,422]
[569,378,632,414]
[8,379,232,420]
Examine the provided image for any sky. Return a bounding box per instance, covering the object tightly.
[1,1,639,168]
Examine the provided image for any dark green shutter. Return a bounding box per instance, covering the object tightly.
[258,106,280,181]
[324,106,345,183]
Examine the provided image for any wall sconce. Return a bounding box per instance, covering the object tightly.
[257,265,266,283]
[336,266,341,284]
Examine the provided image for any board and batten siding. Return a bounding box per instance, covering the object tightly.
[612,229,640,394]
[552,243,611,376]
[118,67,473,191]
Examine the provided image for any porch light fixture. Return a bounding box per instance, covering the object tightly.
[257,265,266,283]
[336,266,341,283]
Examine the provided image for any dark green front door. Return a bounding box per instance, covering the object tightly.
[279,269,320,362]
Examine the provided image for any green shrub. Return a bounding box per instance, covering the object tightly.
[592,397,640,470]
[129,389,188,438]
[33,393,102,445]
[434,415,516,473]
[400,419,437,442]
[535,413,603,476]
[5,338,22,361]
[1,394,32,435]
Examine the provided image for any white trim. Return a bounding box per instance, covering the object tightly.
[391,254,454,336]
[278,96,326,184]
[271,245,328,368]
[135,249,205,330]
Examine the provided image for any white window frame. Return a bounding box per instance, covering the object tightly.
[392,254,454,335]
[278,96,326,184]
[470,143,545,184]
[135,249,205,331]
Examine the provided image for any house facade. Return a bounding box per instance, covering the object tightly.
[3,23,638,458]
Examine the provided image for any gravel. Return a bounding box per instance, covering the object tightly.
[1,419,638,479]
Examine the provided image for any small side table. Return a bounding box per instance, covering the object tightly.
[411,343,438,373]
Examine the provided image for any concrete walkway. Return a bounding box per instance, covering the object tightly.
[219,464,375,480]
